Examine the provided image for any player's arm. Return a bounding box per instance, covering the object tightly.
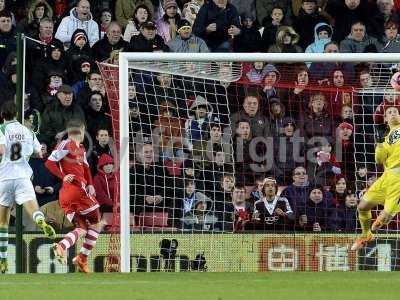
[31,132,43,159]
[45,142,70,180]
[375,143,388,165]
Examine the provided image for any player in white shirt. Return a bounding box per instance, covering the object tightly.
[0,101,56,273]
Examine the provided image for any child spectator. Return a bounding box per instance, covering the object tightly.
[93,154,115,213]
[268,25,302,53]
[233,13,261,52]
[232,184,253,232]
[89,127,113,175]
[305,22,332,54]
[98,8,112,39]
[337,121,356,184]
[268,98,286,137]
[310,140,342,186]
[339,104,354,124]
[331,191,358,232]
[123,3,153,42]
[250,176,265,204]
[260,6,285,52]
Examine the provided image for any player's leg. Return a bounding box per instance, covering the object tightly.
[53,225,86,264]
[15,179,55,238]
[0,205,10,273]
[351,175,385,250]
[73,209,101,273]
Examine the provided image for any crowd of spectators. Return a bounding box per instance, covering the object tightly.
[2,0,399,233]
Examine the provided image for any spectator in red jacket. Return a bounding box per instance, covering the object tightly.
[93,154,115,213]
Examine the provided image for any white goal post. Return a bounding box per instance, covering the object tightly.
[119,52,400,273]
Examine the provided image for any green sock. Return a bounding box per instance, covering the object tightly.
[32,211,45,224]
[358,210,372,237]
[0,226,8,259]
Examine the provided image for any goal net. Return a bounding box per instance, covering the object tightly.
[97,53,400,273]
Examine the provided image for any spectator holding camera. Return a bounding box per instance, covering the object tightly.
[192,0,241,52]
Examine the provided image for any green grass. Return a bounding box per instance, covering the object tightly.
[2,272,400,300]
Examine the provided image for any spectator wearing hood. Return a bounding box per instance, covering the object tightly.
[65,29,93,83]
[268,25,302,53]
[123,3,153,42]
[273,117,305,185]
[39,70,65,108]
[156,0,181,43]
[339,21,381,53]
[261,64,281,101]
[92,22,129,62]
[293,0,330,50]
[233,13,262,52]
[0,10,16,68]
[184,95,217,149]
[244,62,271,83]
[55,0,99,48]
[298,185,335,232]
[268,97,286,137]
[167,18,209,52]
[192,0,241,52]
[337,121,356,184]
[379,19,400,52]
[93,154,116,213]
[30,142,61,207]
[16,0,53,37]
[32,39,68,93]
[127,21,170,52]
[230,90,271,138]
[305,22,332,54]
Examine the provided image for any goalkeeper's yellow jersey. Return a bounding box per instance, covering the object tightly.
[376,123,400,169]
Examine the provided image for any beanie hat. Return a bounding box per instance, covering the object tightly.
[338,122,353,131]
[98,154,114,168]
[164,0,177,9]
[177,19,191,32]
[74,32,87,44]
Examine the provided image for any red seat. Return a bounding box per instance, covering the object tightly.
[139,212,169,227]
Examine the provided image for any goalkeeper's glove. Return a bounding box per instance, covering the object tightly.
[375,125,387,143]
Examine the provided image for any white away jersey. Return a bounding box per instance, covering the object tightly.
[0,120,41,181]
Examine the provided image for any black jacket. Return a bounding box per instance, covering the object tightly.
[127,33,169,52]
[92,36,129,62]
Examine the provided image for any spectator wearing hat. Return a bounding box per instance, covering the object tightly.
[379,19,400,52]
[156,0,181,43]
[93,154,116,213]
[305,22,333,54]
[298,185,335,232]
[127,21,170,51]
[268,25,302,53]
[193,0,241,52]
[40,84,85,147]
[293,0,330,50]
[326,0,369,43]
[273,117,305,185]
[232,13,261,52]
[31,39,68,93]
[116,0,154,29]
[260,6,287,52]
[92,22,129,62]
[167,18,209,52]
[39,70,65,107]
[261,64,281,101]
[339,21,381,53]
[123,3,153,42]
[65,29,93,83]
[16,0,53,38]
[0,10,16,68]
[231,91,271,138]
[55,0,99,48]
[337,121,356,184]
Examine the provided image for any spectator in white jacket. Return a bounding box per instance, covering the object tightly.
[55,0,99,48]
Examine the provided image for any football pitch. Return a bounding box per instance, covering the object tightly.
[1,272,400,300]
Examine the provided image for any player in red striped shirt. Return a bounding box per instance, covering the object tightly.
[45,119,101,273]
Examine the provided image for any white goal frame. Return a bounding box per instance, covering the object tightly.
[119,52,400,273]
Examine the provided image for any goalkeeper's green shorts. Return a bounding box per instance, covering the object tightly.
[364,168,400,215]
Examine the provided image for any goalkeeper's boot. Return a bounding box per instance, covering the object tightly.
[73,254,90,273]
[52,243,66,264]
[350,232,375,251]
[37,219,56,239]
[0,258,7,274]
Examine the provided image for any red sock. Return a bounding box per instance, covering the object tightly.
[59,228,81,250]
[79,227,99,258]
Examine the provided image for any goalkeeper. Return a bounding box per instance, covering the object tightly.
[352,105,400,250]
